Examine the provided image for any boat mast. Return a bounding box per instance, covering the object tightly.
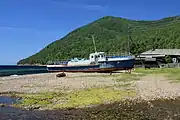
[91,35,97,53]
[128,24,132,56]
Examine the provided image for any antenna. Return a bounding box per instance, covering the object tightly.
[91,35,97,53]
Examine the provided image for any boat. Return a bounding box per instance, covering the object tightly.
[47,36,135,73]
[47,52,135,73]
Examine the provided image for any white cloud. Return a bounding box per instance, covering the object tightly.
[51,0,107,11]
[0,25,40,32]
[82,4,106,11]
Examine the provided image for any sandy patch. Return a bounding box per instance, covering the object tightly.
[0,73,118,93]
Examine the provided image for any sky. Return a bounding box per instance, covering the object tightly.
[0,0,180,64]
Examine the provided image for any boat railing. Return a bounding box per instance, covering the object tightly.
[47,60,69,65]
[47,52,133,65]
[47,58,88,65]
[105,52,131,57]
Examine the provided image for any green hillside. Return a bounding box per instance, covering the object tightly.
[18,16,180,65]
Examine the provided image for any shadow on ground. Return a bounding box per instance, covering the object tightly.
[0,97,180,120]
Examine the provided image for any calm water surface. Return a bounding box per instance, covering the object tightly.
[0,96,20,105]
[0,65,48,77]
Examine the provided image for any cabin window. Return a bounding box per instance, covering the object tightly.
[98,55,100,58]
[91,56,94,58]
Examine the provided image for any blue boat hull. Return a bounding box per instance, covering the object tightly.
[47,59,135,73]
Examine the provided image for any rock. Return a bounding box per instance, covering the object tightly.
[25,105,40,111]
[33,106,40,110]
[56,73,66,78]
[0,104,5,107]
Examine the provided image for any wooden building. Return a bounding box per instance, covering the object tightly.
[135,49,180,68]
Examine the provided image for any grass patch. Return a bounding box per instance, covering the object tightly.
[165,70,180,82]
[113,74,142,82]
[66,74,119,78]
[55,88,135,109]
[22,99,51,106]
[135,68,180,82]
[135,68,180,74]
[6,87,135,109]
[114,83,133,87]
[135,68,164,74]
[15,92,66,107]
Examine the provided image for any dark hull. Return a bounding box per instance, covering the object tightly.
[47,59,135,73]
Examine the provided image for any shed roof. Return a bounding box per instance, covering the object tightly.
[141,49,180,56]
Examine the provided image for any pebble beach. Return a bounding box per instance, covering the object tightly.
[0,71,180,119]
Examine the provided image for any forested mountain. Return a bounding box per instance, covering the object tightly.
[18,16,180,65]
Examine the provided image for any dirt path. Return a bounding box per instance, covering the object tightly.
[136,74,180,100]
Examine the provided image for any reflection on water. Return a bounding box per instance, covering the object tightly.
[0,96,23,117]
[0,96,20,105]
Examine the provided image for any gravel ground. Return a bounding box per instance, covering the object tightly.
[136,74,180,100]
[0,72,180,98]
[0,72,118,93]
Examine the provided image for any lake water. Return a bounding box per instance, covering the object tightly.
[0,65,48,77]
[0,96,24,116]
[0,96,20,105]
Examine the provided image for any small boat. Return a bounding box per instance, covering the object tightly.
[47,52,135,73]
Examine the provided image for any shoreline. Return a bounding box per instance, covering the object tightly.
[1,69,180,119]
[1,97,180,120]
